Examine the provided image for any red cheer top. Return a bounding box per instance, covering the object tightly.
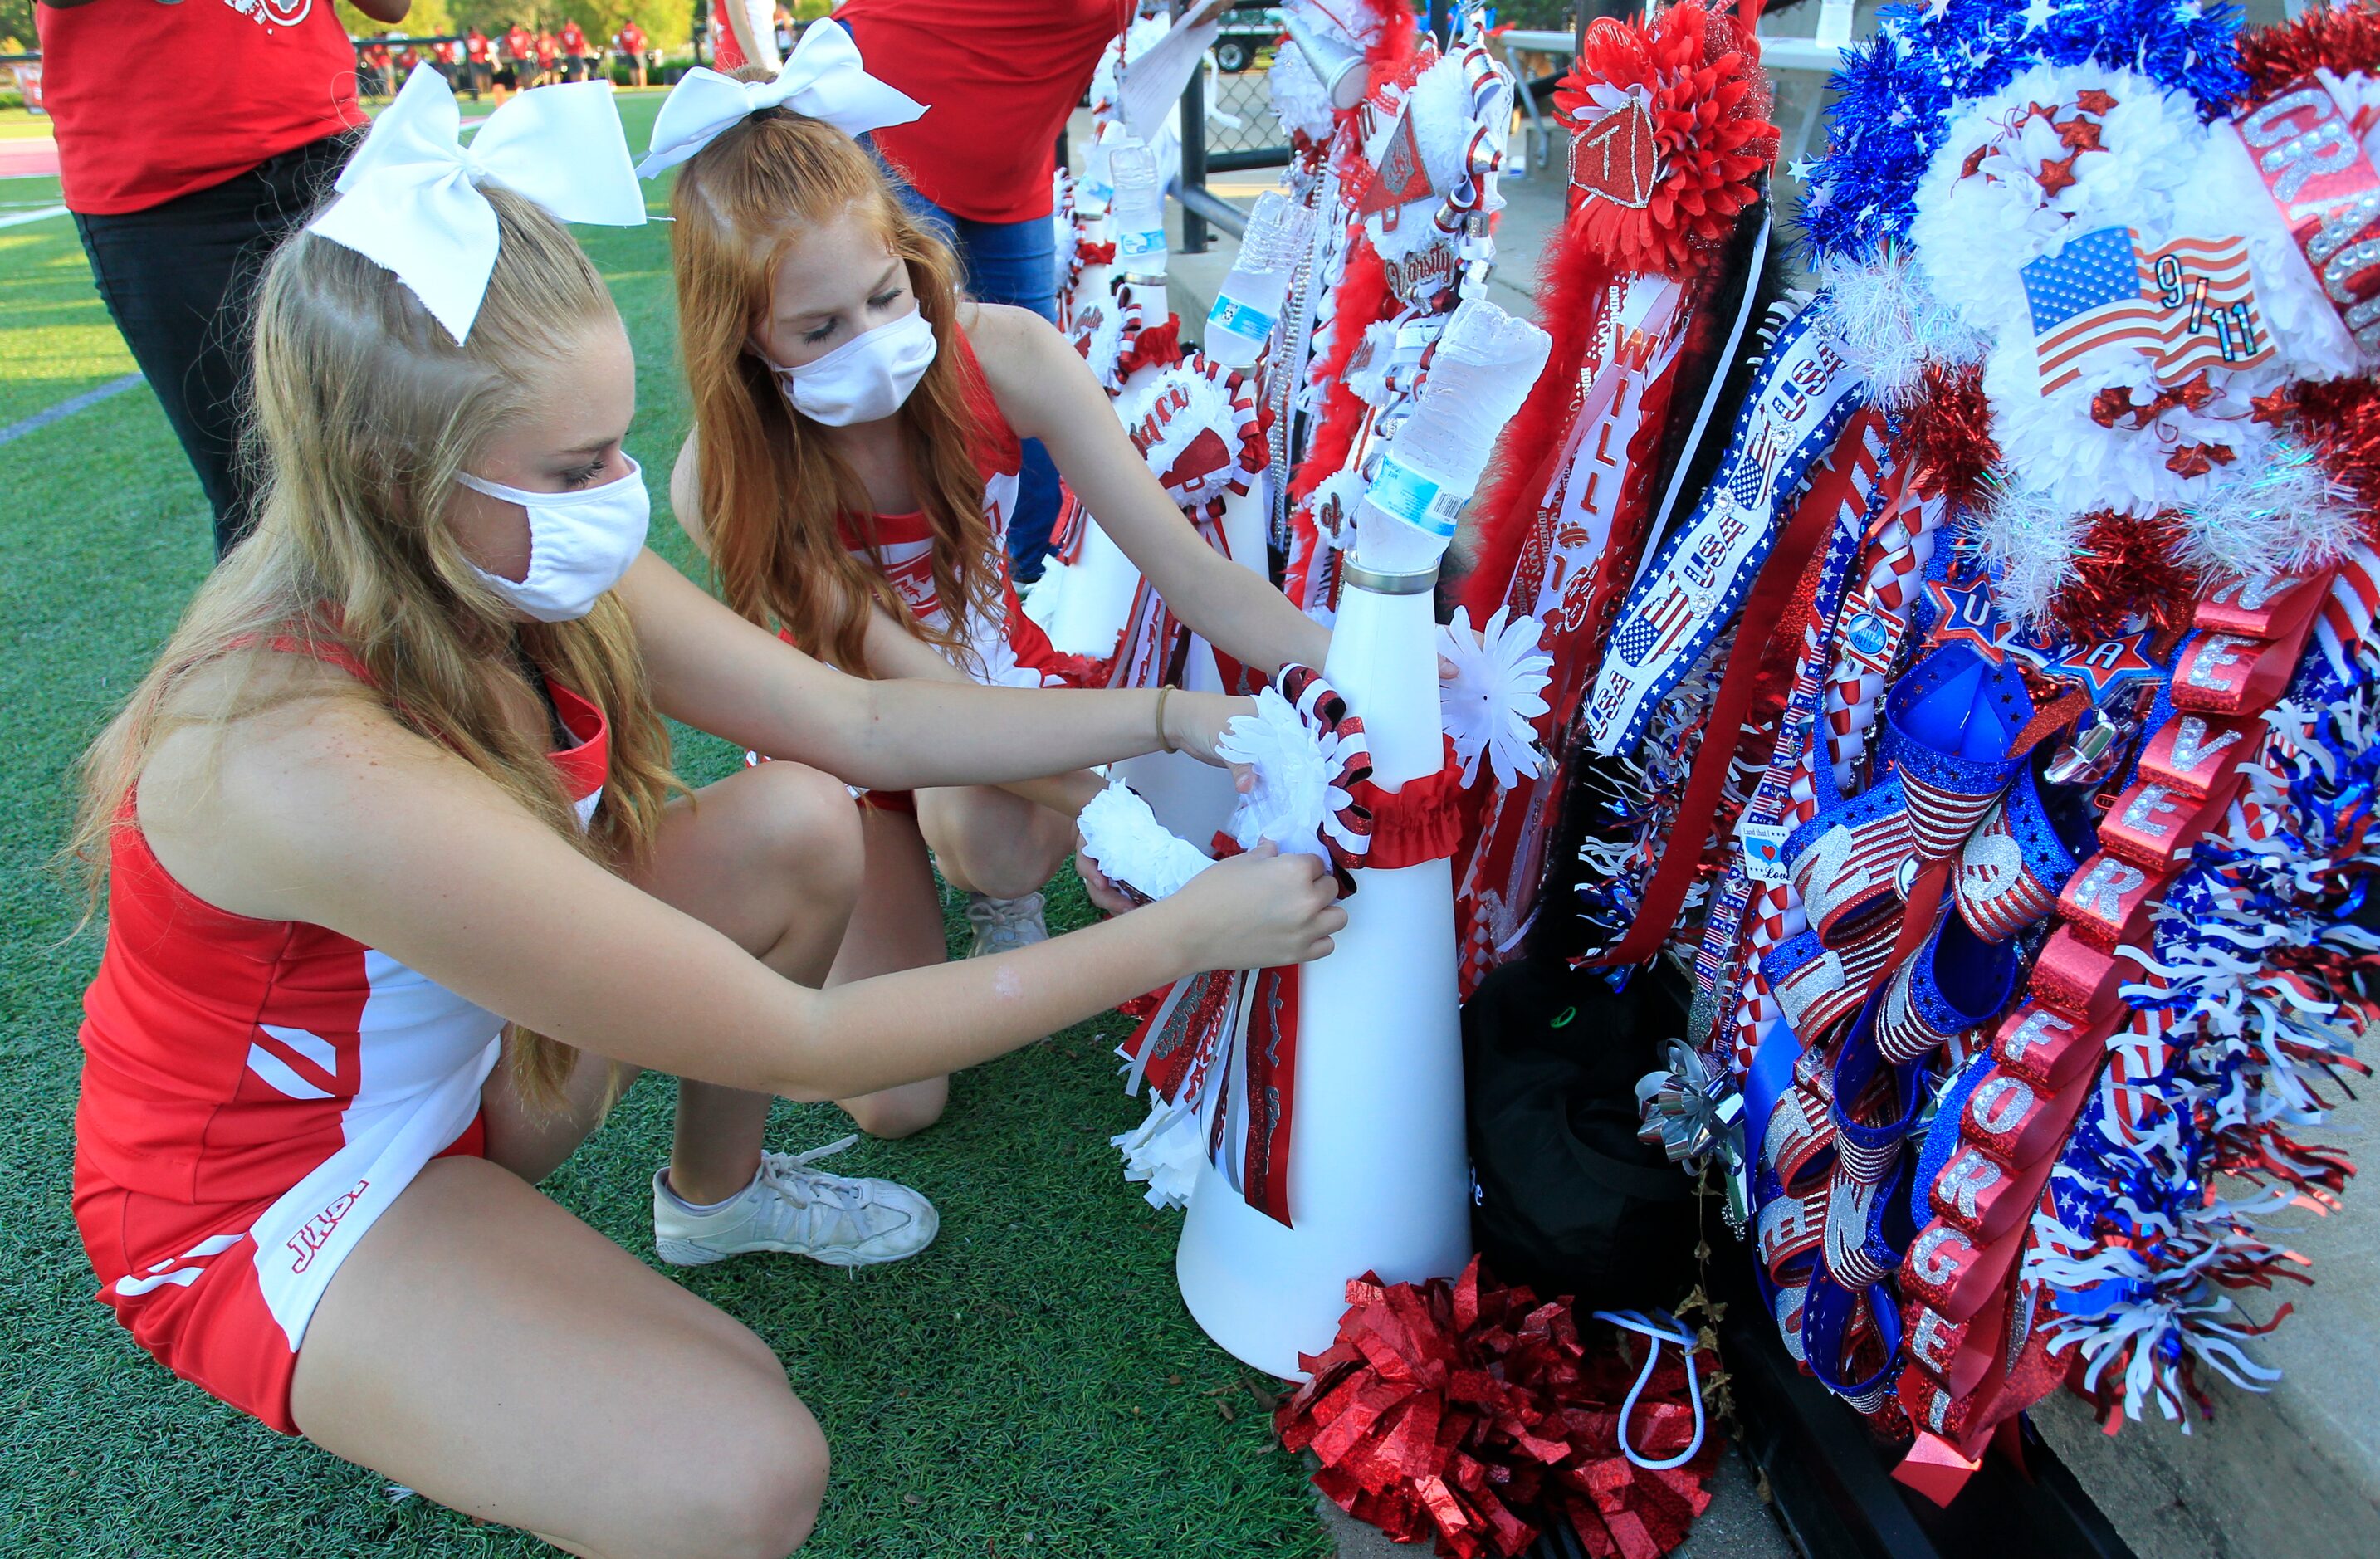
[833,0,1126,223]
[35,0,364,216]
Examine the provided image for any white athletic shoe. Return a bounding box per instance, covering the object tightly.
[964,890,1048,959]
[652,1136,940,1268]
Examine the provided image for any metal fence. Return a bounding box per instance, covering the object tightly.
[1202,60,1292,171]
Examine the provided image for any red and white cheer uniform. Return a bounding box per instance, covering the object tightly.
[837,330,1078,692]
[71,642,608,1434]
[760,330,1089,812]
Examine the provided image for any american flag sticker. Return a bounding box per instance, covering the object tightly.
[2020,226,2274,395]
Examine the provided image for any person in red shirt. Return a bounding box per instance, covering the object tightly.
[393,40,421,91]
[433,37,460,92]
[614,20,648,88]
[558,18,589,84]
[532,28,558,87]
[363,38,394,100]
[464,26,492,100]
[33,0,406,554]
[499,20,533,100]
[831,0,1154,580]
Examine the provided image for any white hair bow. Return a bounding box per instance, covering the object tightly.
[636,22,927,178]
[307,67,648,343]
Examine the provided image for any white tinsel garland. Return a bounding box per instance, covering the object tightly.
[1965,485,2088,631]
[2173,444,2365,584]
[1812,247,1987,410]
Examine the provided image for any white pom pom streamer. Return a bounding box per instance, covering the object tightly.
[1077,780,1214,901]
[1438,606,1554,789]
[1111,1100,1206,1210]
[1215,686,1337,864]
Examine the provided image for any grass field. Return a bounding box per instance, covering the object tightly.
[0,91,1330,1557]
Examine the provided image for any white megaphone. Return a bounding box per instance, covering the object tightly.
[1284,13,1368,110]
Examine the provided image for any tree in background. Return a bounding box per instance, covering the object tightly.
[2,0,35,56]
[334,0,453,39]
[327,0,682,54]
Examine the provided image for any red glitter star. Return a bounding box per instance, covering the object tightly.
[2092,388,2139,429]
[2167,370,2216,414]
[2074,89,2118,115]
[2250,386,2297,426]
[2037,154,2080,196]
[2055,115,2104,154]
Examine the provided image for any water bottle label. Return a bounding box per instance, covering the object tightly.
[1082,178,1114,207]
[1118,226,1168,260]
[1206,295,1277,344]
[1370,456,1464,540]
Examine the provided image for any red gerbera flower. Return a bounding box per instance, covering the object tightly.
[1551,0,1779,275]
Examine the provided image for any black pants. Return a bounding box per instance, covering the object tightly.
[72,133,352,556]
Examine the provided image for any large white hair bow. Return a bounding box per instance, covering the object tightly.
[307,67,648,343]
[636,22,926,178]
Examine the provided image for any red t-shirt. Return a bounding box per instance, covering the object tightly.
[560,22,587,54]
[834,0,1124,224]
[535,34,558,66]
[36,0,362,216]
[467,32,491,63]
[504,26,533,61]
[618,24,646,54]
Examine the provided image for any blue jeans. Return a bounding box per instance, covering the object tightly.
[898,188,1065,582]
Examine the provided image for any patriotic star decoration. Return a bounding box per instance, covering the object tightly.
[1926,572,2020,663]
[2040,628,2163,703]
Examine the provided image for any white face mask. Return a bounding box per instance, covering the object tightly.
[770,309,938,426]
[454,457,650,623]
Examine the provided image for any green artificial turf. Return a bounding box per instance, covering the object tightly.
[0,92,1328,1558]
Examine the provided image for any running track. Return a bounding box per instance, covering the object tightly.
[0,137,61,180]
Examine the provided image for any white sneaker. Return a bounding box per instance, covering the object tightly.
[652,1136,940,1268]
[965,890,1048,958]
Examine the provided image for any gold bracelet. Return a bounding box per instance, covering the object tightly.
[1155,685,1175,753]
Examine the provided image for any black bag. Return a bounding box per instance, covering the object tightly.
[1461,960,1700,1310]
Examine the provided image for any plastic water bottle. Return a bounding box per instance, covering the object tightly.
[1352,299,1553,576]
[1078,125,1117,218]
[1109,133,1169,281]
[1203,191,1314,370]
